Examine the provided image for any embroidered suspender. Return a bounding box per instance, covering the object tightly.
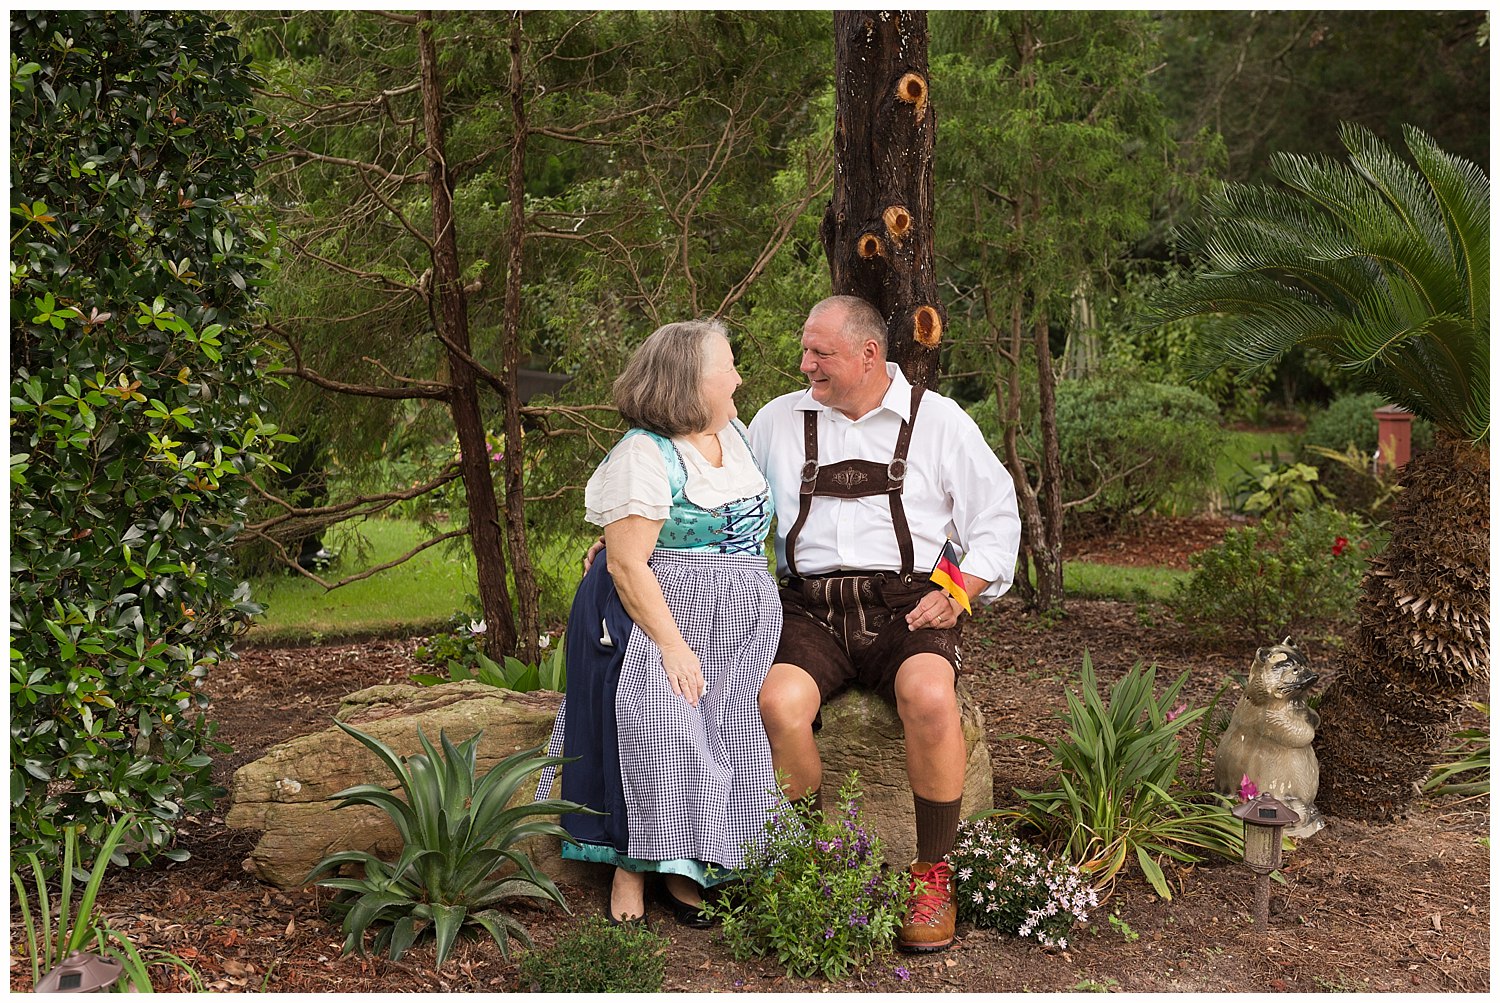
[784,384,926,577]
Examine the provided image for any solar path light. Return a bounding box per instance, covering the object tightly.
[1231,792,1300,934]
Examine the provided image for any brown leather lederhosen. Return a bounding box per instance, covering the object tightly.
[774,383,961,703]
[784,384,926,578]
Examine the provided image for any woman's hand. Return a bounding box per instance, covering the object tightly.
[660,642,705,708]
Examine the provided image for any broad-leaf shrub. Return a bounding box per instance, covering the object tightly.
[1052,371,1224,527]
[10,12,278,864]
[968,370,1223,528]
[1172,507,1383,642]
[306,725,587,969]
[1005,655,1244,900]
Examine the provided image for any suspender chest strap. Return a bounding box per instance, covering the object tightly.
[785,384,926,577]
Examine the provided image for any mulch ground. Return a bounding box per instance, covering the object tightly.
[9,515,1490,993]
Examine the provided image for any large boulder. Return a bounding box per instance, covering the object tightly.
[227,678,992,889]
[226,681,579,889]
[815,682,992,866]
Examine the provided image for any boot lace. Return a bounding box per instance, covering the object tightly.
[907,860,952,925]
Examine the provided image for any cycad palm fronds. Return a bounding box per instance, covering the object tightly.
[1157,123,1488,444]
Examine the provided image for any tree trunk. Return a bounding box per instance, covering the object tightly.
[822,10,944,389]
[1000,295,1046,608]
[1315,433,1489,818]
[419,15,517,657]
[499,15,540,665]
[1031,302,1064,610]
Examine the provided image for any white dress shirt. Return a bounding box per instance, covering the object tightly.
[747,364,1021,603]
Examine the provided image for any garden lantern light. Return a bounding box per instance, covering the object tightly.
[33,951,123,993]
[1231,793,1299,934]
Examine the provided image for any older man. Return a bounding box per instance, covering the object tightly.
[748,294,1020,953]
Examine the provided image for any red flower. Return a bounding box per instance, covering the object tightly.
[1331,536,1349,556]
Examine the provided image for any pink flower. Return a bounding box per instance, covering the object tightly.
[1332,536,1349,556]
[1166,702,1187,722]
[1239,774,1259,802]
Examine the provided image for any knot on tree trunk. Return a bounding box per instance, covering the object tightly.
[910,305,942,347]
[895,72,928,120]
[883,205,911,247]
[858,233,885,259]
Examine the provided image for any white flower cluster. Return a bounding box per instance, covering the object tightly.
[947,817,1100,949]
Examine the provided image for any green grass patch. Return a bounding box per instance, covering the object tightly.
[246,520,476,644]
[246,519,592,646]
[1063,561,1188,602]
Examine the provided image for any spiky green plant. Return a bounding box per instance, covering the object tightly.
[11,815,160,992]
[1002,655,1243,901]
[1154,122,1488,819]
[305,724,588,969]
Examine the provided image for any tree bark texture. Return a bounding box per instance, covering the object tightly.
[500,16,541,665]
[1315,434,1489,818]
[419,15,518,658]
[822,10,944,389]
[1031,303,1064,609]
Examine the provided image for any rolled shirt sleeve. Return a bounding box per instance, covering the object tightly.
[940,410,1021,604]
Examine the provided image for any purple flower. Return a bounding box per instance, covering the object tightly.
[823,927,835,939]
[894,966,911,981]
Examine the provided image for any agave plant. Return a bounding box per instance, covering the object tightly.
[1155,122,1488,818]
[305,723,589,968]
[1003,654,1243,901]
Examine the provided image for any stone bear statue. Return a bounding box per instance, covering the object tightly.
[1214,639,1325,837]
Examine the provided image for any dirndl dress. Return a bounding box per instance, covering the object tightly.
[537,424,780,885]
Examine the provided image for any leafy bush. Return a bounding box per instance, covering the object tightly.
[515,914,669,993]
[306,724,587,969]
[11,815,159,992]
[706,773,908,980]
[1005,656,1243,900]
[412,614,565,692]
[1229,453,1329,520]
[948,816,1098,949]
[970,371,1224,530]
[1301,392,1434,510]
[1172,507,1383,641]
[10,11,278,865]
[1054,372,1224,526]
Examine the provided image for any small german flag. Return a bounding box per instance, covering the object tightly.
[929,539,971,616]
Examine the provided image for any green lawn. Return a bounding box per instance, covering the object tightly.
[246,520,476,644]
[248,519,593,645]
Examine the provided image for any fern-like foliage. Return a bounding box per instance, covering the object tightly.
[1156,123,1488,444]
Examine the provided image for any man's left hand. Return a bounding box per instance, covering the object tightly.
[906,591,964,631]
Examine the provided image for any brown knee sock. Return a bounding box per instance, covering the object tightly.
[914,794,962,863]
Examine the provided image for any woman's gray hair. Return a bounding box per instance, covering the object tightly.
[613,319,728,436]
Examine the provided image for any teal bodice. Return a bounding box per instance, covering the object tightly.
[617,426,772,556]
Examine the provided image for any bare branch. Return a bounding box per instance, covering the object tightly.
[246,526,470,591]
[247,464,463,534]
[265,146,427,185]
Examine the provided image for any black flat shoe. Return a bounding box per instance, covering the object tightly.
[605,901,645,927]
[655,878,712,929]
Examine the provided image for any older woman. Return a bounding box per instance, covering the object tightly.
[540,319,780,926]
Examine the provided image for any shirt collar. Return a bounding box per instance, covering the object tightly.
[794,363,912,422]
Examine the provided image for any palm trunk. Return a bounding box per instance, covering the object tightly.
[1315,432,1489,818]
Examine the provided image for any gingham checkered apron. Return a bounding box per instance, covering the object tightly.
[544,548,781,869]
